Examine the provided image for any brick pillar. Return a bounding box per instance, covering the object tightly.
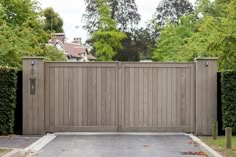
[195,58,218,135]
[22,57,45,135]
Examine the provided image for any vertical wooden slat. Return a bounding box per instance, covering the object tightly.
[68,68,74,126]
[167,68,172,127]
[58,68,64,127]
[101,68,106,126]
[129,68,134,127]
[54,68,59,127]
[143,68,148,127]
[162,68,167,127]
[134,68,139,127]
[138,68,144,126]
[106,68,111,126]
[157,68,162,126]
[118,64,122,131]
[49,67,55,131]
[111,69,116,126]
[153,68,158,126]
[121,65,125,130]
[44,63,50,132]
[67,68,73,126]
[185,68,191,128]
[176,68,181,126]
[63,68,69,126]
[180,68,186,126]
[96,68,102,126]
[148,68,153,127]
[124,68,130,126]
[78,68,83,126]
[82,67,88,126]
[87,68,92,125]
[72,68,78,126]
[152,68,161,127]
[91,68,97,125]
[171,68,177,126]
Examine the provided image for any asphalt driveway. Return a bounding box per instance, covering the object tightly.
[33,135,205,157]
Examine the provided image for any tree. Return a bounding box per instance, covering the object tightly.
[92,0,127,61]
[0,0,40,26]
[153,0,236,70]
[152,15,196,61]
[83,0,140,33]
[152,0,194,26]
[43,7,64,33]
[115,28,157,61]
[41,46,67,62]
[0,0,65,68]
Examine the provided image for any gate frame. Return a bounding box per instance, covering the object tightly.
[22,57,218,135]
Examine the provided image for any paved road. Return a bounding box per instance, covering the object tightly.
[34,135,205,157]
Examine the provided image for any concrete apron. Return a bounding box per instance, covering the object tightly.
[3,133,222,157]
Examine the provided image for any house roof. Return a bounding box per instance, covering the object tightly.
[48,33,96,60]
[64,43,87,58]
[87,54,96,60]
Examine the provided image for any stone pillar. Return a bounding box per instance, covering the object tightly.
[22,57,45,135]
[195,58,218,135]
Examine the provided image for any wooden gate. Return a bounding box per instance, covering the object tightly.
[23,58,217,135]
[119,63,195,132]
[44,62,118,132]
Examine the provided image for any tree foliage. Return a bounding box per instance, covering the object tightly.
[153,0,193,26]
[0,0,66,68]
[83,0,140,33]
[43,7,64,33]
[92,0,126,61]
[152,0,236,70]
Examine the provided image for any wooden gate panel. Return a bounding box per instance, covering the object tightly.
[120,63,196,132]
[45,63,117,132]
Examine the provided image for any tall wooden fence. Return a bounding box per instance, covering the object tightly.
[22,57,217,135]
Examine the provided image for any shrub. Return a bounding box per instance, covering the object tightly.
[0,66,16,134]
[221,70,236,133]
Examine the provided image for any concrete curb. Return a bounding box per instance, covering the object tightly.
[21,134,56,157]
[54,132,187,136]
[188,134,222,157]
[2,149,21,157]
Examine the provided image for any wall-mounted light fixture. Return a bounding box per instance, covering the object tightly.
[30,60,36,95]
[205,61,209,67]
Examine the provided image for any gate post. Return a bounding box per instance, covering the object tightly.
[195,58,218,135]
[23,57,45,135]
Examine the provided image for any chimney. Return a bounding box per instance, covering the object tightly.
[51,33,66,44]
[72,37,82,45]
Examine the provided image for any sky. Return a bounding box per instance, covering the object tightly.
[38,0,196,43]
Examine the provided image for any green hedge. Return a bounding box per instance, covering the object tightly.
[221,71,236,133]
[0,66,16,134]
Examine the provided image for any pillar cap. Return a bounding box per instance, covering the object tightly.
[194,57,218,61]
[22,57,45,60]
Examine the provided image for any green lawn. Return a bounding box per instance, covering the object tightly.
[201,136,236,157]
[0,149,11,156]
